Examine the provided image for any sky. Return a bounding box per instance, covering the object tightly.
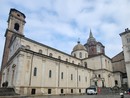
[0,0,130,67]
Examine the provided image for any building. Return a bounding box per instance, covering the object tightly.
[120,28,130,88]
[112,52,127,87]
[1,8,121,95]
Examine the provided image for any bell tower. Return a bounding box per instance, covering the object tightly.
[7,8,26,35]
[1,8,26,71]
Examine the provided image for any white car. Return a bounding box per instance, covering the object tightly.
[86,88,97,95]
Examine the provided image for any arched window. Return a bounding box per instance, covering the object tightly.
[14,23,19,31]
[33,67,37,76]
[79,75,81,81]
[115,80,118,85]
[79,89,81,93]
[66,58,68,62]
[61,89,64,94]
[85,53,87,58]
[72,61,74,64]
[71,89,73,93]
[127,37,130,43]
[71,74,73,80]
[49,53,53,57]
[79,52,82,58]
[58,56,61,59]
[85,76,87,82]
[97,45,101,53]
[74,53,76,57]
[61,72,63,79]
[49,70,52,78]
[39,49,42,54]
[84,62,87,68]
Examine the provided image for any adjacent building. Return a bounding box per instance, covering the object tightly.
[112,52,127,88]
[120,28,130,88]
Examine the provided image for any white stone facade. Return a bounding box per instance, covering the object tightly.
[1,36,115,95]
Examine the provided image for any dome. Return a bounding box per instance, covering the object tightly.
[73,41,87,52]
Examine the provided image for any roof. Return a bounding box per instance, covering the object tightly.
[120,28,130,36]
[73,41,87,52]
[9,8,26,18]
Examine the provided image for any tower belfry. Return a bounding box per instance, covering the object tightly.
[1,8,26,71]
[7,8,26,35]
[84,29,105,56]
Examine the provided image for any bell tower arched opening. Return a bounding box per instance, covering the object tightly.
[14,23,20,31]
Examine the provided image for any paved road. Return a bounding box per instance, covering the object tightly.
[26,94,129,98]
[1,94,130,98]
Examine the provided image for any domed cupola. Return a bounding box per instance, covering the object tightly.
[71,41,88,59]
[73,41,87,51]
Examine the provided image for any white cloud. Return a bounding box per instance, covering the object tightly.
[0,0,130,67]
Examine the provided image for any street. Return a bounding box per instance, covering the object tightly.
[26,94,130,98]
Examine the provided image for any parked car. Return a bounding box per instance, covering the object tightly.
[86,86,97,95]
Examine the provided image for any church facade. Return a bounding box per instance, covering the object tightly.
[1,9,122,95]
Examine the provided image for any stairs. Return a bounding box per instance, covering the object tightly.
[98,87,120,95]
[0,88,19,96]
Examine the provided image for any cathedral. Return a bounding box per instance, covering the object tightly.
[0,8,127,95]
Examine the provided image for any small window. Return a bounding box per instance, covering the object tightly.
[48,89,51,94]
[33,67,37,76]
[26,45,30,49]
[79,75,81,81]
[98,74,101,78]
[85,53,87,58]
[84,62,87,68]
[127,38,130,43]
[95,81,97,86]
[105,59,107,62]
[71,74,73,80]
[49,70,52,78]
[79,89,81,93]
[74,53,76,57]
[39,49,42,54]
[71,89,73,93]
[49,53,53,57]
[85,77,87,82]
[115,80,118,85]
[92,48,94,52]
[97,45,101,53]
[61,72,63,79]
[66,59,68,62]
[79,52,82,58]
[14,23,19,31]
[17,14,20,17]
[72,61,74,64]
[31,89,36,94]
[61,89,64,94]
[58,56,61,59]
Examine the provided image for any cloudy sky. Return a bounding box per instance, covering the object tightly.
[0,0,130,67]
